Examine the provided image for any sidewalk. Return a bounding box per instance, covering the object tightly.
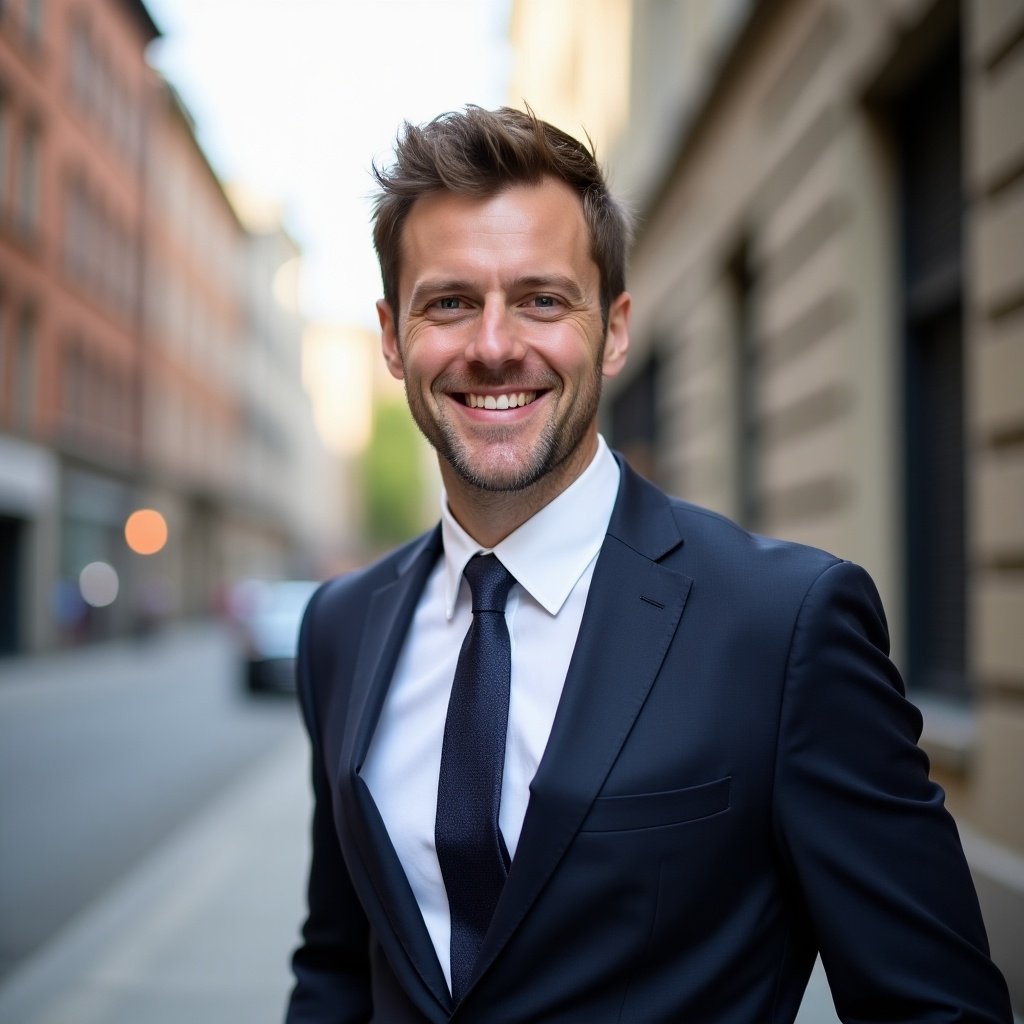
[0,725,842,1024]
[0,729,311,1024]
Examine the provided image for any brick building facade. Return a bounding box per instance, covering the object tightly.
[0,0,334,653]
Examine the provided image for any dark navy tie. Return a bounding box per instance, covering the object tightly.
[435,553,515,1003]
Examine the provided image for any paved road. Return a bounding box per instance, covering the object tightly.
[0,622,300,981]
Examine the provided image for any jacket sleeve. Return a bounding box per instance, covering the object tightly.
[285,585,373,1024]
[773,560,1012,1023]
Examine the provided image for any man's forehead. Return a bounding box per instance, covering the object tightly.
[405,178,588,236]
[398,180,592,274]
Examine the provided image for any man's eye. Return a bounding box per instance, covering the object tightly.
[531,295,559,308]
[435,297,463,310]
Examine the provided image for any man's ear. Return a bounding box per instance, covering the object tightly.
[601,292,631,379]
[377,299,405,380]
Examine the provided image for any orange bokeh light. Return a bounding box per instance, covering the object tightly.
[125,508,168,555]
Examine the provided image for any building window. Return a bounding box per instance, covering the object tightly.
[609,350,661,485]
[24,0,44,51]
[94,47,110,133]
[63,172,76,272]
[64,172,86,278]
[14,306,36,431]
[896,33,967,700]
[61,340,74,421]
[62,337,88,428]
[93,193,108,297]
[15,120,40,238]
[70,15,90,109]
[0,90,9,217]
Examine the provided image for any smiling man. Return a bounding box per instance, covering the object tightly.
[378,175,628,543]
[285,107,1011,1024]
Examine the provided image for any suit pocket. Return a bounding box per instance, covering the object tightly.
[580,776,731,833]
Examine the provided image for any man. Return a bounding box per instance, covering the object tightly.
[286,106,1011,1023]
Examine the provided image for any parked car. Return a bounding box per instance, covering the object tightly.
[228,579,320,694]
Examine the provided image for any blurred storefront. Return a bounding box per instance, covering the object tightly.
[513,0,1023,1009]
[0,435,58,653]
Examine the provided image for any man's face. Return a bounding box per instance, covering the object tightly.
[377,178,630,498]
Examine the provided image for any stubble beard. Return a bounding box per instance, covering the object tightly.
[403,361,605,494]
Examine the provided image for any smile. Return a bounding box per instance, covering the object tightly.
[463,391,538,410]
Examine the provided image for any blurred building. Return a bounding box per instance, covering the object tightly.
[0,0,339,654]
[512,0,1023,1009]
[230,202,342,585]
[508,0,633,159]
[0,0,157,650]
[138,81,248,624]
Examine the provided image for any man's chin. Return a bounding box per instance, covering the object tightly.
[443,444,551,494]
[449,461,545,494]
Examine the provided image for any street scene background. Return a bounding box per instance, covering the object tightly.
[1,0,1022,1020]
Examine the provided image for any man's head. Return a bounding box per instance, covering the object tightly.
[371,107,632,535]
[372,105,632,326]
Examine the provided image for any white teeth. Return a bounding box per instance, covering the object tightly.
[466,391,537,409]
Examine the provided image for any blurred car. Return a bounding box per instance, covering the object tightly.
[228,578,320,694]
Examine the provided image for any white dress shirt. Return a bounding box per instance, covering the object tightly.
[361,436,621,990]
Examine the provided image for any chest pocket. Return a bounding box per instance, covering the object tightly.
[580,776,731,833]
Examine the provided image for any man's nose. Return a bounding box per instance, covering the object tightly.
[465,301,526,367]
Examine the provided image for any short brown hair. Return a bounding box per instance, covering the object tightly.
[371,105,632,323]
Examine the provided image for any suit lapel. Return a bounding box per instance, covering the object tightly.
[472,462,693,990]
[344,527,441,773]
[335,527,454,1016]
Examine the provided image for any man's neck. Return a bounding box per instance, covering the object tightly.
[440,435,599,548]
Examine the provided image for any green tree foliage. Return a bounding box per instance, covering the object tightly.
[362,399,428,548]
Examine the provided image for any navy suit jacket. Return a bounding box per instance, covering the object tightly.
[286,458,1011,1023]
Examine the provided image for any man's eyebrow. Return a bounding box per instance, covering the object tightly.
[512,275,586,301]
[408,280,472,309]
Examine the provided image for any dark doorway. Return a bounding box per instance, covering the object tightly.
[0,515,24,655]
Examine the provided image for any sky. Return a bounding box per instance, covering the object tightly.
[144,0,512,330]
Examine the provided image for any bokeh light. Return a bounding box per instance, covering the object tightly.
[79,562,120,608]
[125,509,169,555]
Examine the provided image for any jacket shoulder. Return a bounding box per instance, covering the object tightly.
[296,528,439,713]
[612,455,842,591]
[667,496,840,577]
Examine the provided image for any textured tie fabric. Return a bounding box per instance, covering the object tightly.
[435,553,515,1004]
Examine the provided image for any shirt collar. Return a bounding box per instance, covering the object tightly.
[440,436,621,618]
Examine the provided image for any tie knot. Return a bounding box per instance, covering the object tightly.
[463,553,514,614]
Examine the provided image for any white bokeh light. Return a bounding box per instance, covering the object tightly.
[79,562,120,608]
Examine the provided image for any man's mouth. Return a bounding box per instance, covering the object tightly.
[462,391,538,410]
